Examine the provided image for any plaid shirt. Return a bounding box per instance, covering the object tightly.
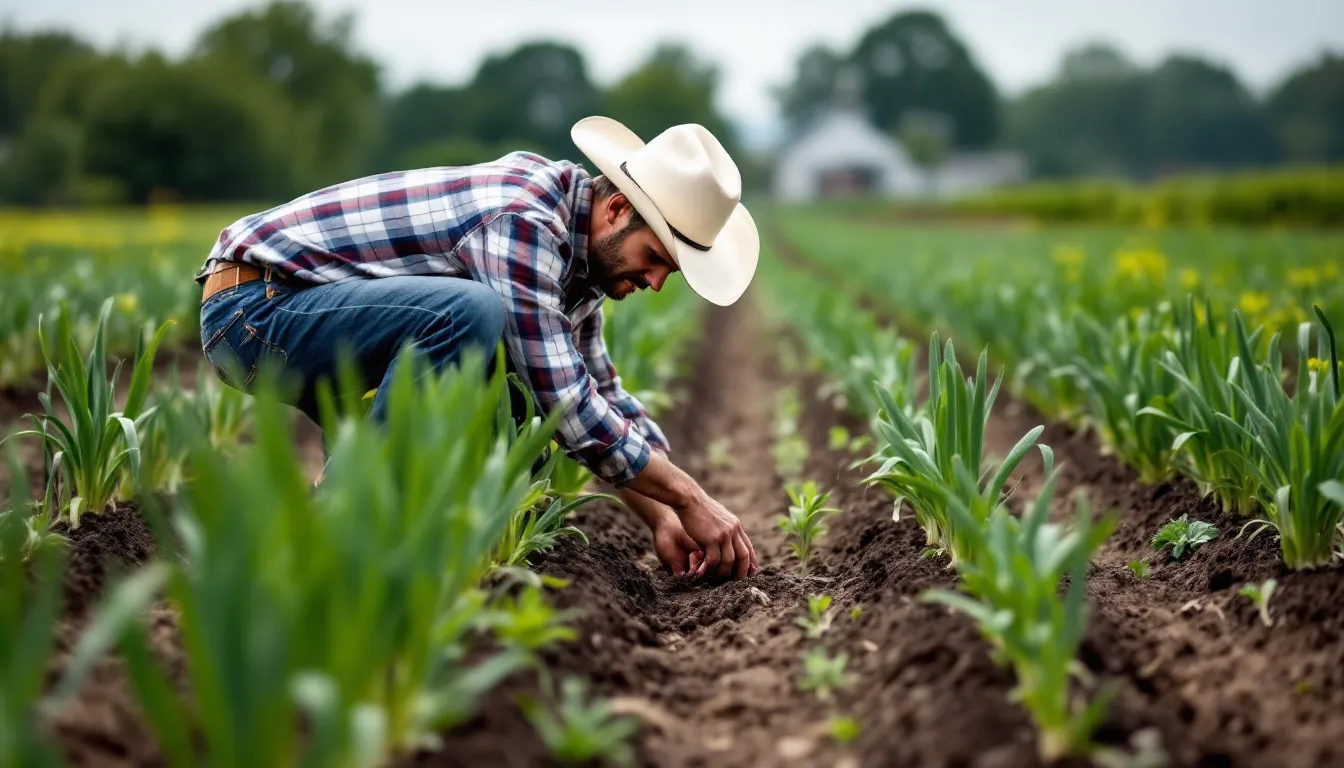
[196,152,669,485]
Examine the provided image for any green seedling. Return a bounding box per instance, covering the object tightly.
[828,715,861,745]
[521,677,641,766]
[849,605,863,621]
[799,648,852,701]
[795,594,835,638]
[828,426,851,451]
[1128,559,1151,580]
[483,584,580,653]
[778,481,841,574]
[1152,514,1218,559]
[1239,578,1278,627]
[706,437,733,469]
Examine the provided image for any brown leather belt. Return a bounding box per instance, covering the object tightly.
[201,262,265,303]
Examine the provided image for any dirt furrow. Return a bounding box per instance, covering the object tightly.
[431,297,1052,768]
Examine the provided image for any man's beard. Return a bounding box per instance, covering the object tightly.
[590,221,649,300]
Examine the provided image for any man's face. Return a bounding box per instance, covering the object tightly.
[590,197,678,301]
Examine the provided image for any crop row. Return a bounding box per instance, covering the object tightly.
[776,212,1344,570]
[0,207,252,387]
[759,253,1117,762]
[1,276,700,766]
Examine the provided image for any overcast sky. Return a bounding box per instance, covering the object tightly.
[2,0,1341,147]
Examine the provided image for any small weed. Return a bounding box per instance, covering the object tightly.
[1152,514,1218,559]
[1128,559,1151,579]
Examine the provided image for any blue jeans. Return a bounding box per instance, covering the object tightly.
[199,269,508,431]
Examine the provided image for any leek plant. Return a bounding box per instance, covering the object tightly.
[1137,297,1261,515]
[62,348,567,766]
[1,446,66,767]
[3,299,170,527]
[1217,307,1343,569]
[1065,309,1177,484]
[922,470,1117,763]
[864,334,1050,564]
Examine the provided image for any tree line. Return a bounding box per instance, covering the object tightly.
[0,1,742,205]
[773,11,1343,180]
[1,3,1339,205]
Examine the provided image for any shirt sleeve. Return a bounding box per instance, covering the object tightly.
[573,303,672,454]
[460,213,652,485]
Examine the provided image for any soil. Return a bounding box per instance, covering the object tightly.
[25,276,1344,766]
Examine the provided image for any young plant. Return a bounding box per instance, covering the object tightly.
[483,584,580,654]
[922,471,1117,763]
[1,444,67,768]
[1215,307,1344,569]
[1065,308,1178,483]
[778,481,840,574]
[1137,296,1261,516]
[1239,579,1278,627]
[521,677,641,767]
[3,299,170,527]
[60,348,564,765]
[828,715,861,745]
[795,594,835,639]
[865,334,1051,565]
[799,648,852,702]
[1127,559,1151,580]
[1152,514,1219,560]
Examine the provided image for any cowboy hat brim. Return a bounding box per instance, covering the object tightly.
[571,116,759,307]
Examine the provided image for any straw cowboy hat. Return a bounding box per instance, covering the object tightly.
[571,116,760,306]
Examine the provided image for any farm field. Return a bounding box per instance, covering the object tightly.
[3,205,1343,768]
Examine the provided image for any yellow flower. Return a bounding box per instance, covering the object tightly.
[1238,291,1270,317]
[115,293,139,315]
[1287,268,1320,290]
[1308,358,1324,373]
[1179,269,1200,290]
[1052,245,1085,268]
[1114,248,1168,283]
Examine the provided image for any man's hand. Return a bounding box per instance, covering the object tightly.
[677,494,758,581]
[613,486,699,575]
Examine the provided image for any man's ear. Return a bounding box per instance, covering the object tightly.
[606,192,634,225]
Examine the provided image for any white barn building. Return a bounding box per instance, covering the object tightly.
[771,107,1027,202]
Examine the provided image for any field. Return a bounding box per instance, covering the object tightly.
[3,203,1343,768]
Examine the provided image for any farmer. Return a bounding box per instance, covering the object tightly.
[195,116,760,582]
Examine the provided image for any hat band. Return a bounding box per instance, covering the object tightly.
[619,161,712,252]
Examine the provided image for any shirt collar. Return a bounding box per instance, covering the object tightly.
[569,175,593,280]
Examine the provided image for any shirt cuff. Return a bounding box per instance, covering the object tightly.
[587,425,653,486]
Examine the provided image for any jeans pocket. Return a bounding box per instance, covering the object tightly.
[203,308,289,391]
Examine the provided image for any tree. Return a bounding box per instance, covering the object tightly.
[192,0,381,188]
[1006,44,1149,178]
[462,41,601,162]
[375,83,468,170]
[604,43,738,151]
[1143,54,1280,173]
[773,44,845,132]
[849,10,1000,148]
[1267,51,1344,164]
[78,55,293,203]
[0,29,96,138]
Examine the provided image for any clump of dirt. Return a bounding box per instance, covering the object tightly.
[54,503,157,619]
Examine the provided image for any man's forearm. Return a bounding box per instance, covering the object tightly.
[620,449,703,513]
